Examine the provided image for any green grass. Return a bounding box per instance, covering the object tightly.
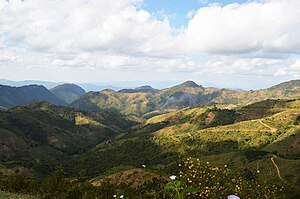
[0,191,37,199]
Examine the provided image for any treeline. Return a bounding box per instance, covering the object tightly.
[0,167,169,199]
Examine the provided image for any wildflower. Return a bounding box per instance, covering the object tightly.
[169,175,177,180]
[228,195,240,199]
[141,164,146,168]
[113,195,117,198]
[257,170,260,173]
[120,195,124,198]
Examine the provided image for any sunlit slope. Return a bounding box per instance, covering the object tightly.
[70,80,300,117]
[70,99,300,179]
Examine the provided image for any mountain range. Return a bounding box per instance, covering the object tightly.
[71,79,300,117]
[0,79,300,197]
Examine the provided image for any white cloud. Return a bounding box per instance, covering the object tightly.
[183,0,300,55]
[200,55,291,78]
[0,0,176,56]
[287,60,300,78]
[0,0,299,86]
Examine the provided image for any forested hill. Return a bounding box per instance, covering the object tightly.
[70,79,300,117]
[0,84,66,108]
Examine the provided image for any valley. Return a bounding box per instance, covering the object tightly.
[0,80,299,198]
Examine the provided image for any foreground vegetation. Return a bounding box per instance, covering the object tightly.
[0,158,288,199]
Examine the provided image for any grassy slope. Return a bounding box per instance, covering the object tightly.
[71,99,300,194]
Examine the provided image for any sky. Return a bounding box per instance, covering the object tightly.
[0,0,300,90]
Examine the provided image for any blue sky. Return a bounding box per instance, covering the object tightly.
[143,0,248,27]
[0,0,299,90]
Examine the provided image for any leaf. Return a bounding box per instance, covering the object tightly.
[164,182,175,190]
[183,187,197,193]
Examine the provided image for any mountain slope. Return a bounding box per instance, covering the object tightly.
[0,101,137,175]
[70,99,300,190]
[50,83,86,104]
[70,80,300,117]
[0,84,66,108]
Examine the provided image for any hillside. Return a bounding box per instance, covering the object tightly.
[0,84,66,108]
[0,101,137,176]
[70,99,300,191]
[50,83,86,104]
[70,80,300,117]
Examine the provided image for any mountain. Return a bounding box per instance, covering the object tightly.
[0,79,61,89]
[0,84,66,108]
[177,80,201,88]
[70,80,300,117]
[0,101,137,176]
[50,84,86,104]
[118,85,159,94]
[0,79,123,92]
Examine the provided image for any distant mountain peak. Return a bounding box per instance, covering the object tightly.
[179,81,201,88]
[102,89,116,92]
[50,83,86,104]
[135,85,154,90]
[118,85,159,94]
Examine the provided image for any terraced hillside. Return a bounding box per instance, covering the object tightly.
[70,80,300,117]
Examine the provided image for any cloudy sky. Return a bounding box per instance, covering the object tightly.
[0,0,299,89]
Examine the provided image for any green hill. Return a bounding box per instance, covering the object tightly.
[50,83,86,104]
[69,99,300,191]
[0,84,66,108]
[0,101,137,176]
[70,80,300,117]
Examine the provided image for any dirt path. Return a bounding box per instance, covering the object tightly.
[258,119,277,133]
[269,155,300,191]
[270,155,283,180]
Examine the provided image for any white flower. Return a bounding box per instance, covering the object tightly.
[142,164,146,168]
[113,195,117,198]
[169,175,176,180]
[120,195,124,198]
[257,170,260,173]
[228,195,240,199]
